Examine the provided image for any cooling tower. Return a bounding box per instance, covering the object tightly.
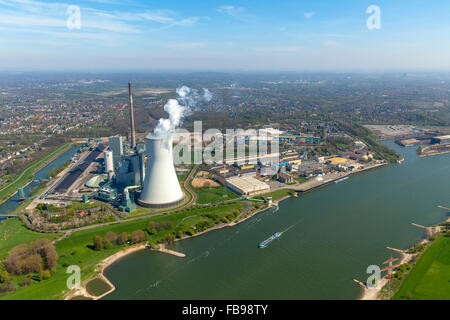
[104,151,114,173]
[138,134,184,208]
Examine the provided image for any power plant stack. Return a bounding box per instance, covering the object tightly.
[138,134,184,208]
[128,82,136,150]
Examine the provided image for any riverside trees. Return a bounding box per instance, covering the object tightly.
[91,229,147,251]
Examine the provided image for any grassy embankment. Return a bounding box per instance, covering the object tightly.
[264,189,295,201]
[0,219,60,260]
[392,234,450,300]
[0,202,245,300]
[0,143,71,203]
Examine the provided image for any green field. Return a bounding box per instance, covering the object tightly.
[0,218,60,260]
[295,177,308,184]
[0,143,71,203]
[0,202,245,300]
[392,234,450,300]
[264,189,294,201]
[194,186,238,204]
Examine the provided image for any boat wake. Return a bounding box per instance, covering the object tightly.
[282,223,298,234]
[257,221,301,248]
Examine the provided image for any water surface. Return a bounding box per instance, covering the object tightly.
[0,146,79,215]
[102,142,450,299]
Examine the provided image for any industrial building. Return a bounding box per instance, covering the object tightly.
[96,84,185,211]
[431,135,450,144]
[279,135,321,144]
[277,172,294,184]
[46,83,186,214]
[52,144,106,194]
[108,135,123,157]
[115,151,145,187]
[225,175,270,196]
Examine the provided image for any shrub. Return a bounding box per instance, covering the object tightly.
[93,235,104,251]
[20,276,33,287]
[105,231,118,244]
[130,230,146,244]
[0,281,16,295]
[0,270,10,283]
[162,233,175,245]
[103,239,112,250]
[117,232,128,245]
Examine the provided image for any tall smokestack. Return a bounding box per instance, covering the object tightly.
[128,82,136,150]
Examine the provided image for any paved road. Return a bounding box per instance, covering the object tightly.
[182,164,199,207]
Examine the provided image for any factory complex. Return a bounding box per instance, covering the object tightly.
[36,83,188,216]
[24,82,388,234]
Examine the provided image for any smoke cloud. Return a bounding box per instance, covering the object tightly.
[153,86,212,138]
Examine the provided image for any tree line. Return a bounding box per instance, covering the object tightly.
[92,230,146,251]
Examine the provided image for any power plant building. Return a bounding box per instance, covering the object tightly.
[109,135,123,157]
[90,83,187,212]
[115,153,145,187]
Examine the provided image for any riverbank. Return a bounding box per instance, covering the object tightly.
[358,216,450,300]
[0,143,73,207]
[67,201,274,300]
[67,242,190,300]
[66,243,148,300]
[418,149,450,158]
[294,161,387,193]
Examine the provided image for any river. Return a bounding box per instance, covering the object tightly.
[103,142,447,299]
[0,146,79,216]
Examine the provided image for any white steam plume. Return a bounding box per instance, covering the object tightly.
[153,86,212,138]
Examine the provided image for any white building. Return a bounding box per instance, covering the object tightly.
[225,176,270,196]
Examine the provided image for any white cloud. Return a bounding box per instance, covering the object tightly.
[304,12,315,19]
[0,0,199,35]
[218,5,245,18]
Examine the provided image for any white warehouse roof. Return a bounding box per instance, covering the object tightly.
[226,175,270,195]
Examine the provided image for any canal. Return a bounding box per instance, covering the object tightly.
[0,145,79,216]
[103,141,450,300]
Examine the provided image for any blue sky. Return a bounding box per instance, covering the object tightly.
[0,0,449,71]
